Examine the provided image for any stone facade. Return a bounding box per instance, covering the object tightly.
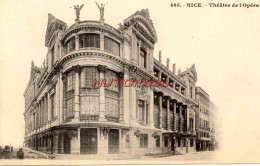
[23,9,219,156]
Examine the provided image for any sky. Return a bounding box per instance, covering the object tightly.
[0,0,260,161]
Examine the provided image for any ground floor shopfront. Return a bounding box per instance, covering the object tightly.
[196,139,215,151]
[24,126,196,155]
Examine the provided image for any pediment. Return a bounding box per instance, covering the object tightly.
[124,9,158,43]
[45,14,67,47]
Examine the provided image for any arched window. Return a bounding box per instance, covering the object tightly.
[79,33,100,48]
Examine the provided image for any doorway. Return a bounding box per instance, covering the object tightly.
[63,133,71,154]
[108,129,119,154]
[80,128,97,154]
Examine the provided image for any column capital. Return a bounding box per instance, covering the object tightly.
[72,65,81,73]
[98,65,107,73]
[165,96,171,100]
[117,72,124,79]
[157,91,163,96]
[62,73,67,81]
[171,99,177,103]
[182,105,188,108]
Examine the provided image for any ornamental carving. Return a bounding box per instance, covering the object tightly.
[62,74,67,81]
[67,129,78,139]
[134,130,141,138]
[128,66,138,74]
[72,65,81,73]
[97,65,107,73]
[122,129,129,137]
[152,132,160,139]
[117,72,124,79]
[100,127,110,139]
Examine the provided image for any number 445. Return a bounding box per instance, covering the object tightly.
[170,3,181,7]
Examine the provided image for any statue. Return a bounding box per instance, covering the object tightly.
[96,2,107,22]
[158,50,162,63]
[172,63,176,74]
[178,69,181,75]
[166,57,170,69]
[73,4,84,22]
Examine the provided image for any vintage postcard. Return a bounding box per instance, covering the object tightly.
[0,0,260,165]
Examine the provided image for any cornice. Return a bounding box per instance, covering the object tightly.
[154,58,186,87]
[62,22,123,45]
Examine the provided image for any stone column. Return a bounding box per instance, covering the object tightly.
[178,103,182,133]
[98,128,109,154]
[119,129,122,153]
[98,65,107,122]
[172,100,177,132]
[118,72,124,123]
[62,74,67,122]
[72,65,81,122]
[75,34,79,50]
[166,96,170,130]
[45,94,48,125]
[38,102,41,127]
[144,101,147,124]
[59,131,64,154]
[158,92,163,129]
[187,107,190,133]
[183,105,187,133]
[130,86,137,125]
[69,128,80,154]
[193,114,196,134]
[100,33,104,51]
[149,88,154,127]
[123,73,130,125]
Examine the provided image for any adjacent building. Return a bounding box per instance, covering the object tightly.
[23,8,220,155]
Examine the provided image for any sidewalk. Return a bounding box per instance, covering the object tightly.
[54,153,141,160]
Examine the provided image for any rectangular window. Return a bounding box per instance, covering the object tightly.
[138,100,145,122]
[104,36,120,56]
[79,34,100,48]
[190,86,193,98]
[66,98,74,118]
[51,94,55,119]
[84,67,99,88]
[140,134,148,148]
[140,48,147,68]
[65,37,75,53]
[178,138,181,147]
[67,71,75,91]
[51,47,54,67]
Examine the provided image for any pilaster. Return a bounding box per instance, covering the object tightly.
[166,96,170,130]
[98,65,107,122]
[72,65,81,122]
[158,92,163,129]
